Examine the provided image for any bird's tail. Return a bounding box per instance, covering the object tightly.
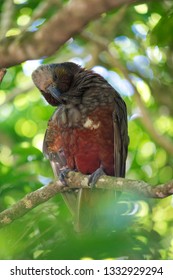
[49,160,117,233]
[75,188,117,234]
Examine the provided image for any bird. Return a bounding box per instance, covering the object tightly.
[32,62,129,233]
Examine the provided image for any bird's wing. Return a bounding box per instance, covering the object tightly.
[113,94,129,178]
[43,108,78,216]
[43,108,66,175]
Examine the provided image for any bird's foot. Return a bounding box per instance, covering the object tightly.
[59,167,71,185]
[88,167,106,188]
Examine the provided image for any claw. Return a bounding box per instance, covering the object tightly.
[59,167,71,185]
[88,167,106,188]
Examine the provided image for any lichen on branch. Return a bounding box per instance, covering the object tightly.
[0,0,137,67]
[0,171,173,230]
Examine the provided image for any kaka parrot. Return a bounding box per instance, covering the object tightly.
[32,62,129,233]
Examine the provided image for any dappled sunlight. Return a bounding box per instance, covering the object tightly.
[0,0,173,260]
[154,149,167,169]
[134,4,148,14]
[15,118,38,137]
[128,56,153,79]
[127,118,172,183]
[159,166,173,183]
[0,104,13,120]
[93,65,134,96]
[132,22,149,39]
[148,13,162,29]
[16,71,31,84]
[28,18,46,32]
[135,201,150,218]
[108,71,134,96]
[153,199,173,235]
[114,36,138,55]
[32,133,45,151]
[141,165,153,177]
[139,141,156,159]
[133,78,153,104]
[154,220,168,236]
[155,115,173,136]
[0,145,14,167]
[118,201,140,216]
[17,14,30,26]
[6,28,21,37]
[146,46,166,64]
[92,65,109,78]
[14,94,30,110]
[13,0,27,4]
[22,60,42,76]
[0,90,6,105]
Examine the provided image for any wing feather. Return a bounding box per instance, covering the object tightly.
[43,109,78,216]
[113,95,129,178]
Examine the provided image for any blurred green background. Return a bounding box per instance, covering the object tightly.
[0,0,173,260]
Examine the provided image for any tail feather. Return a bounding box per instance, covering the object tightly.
[75,189,117,233]
[49,160,117,233]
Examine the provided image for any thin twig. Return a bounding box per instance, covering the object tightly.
[0,68,7,84]
[0,83,34,107]
[0,0,14,40]
[19,0,62,34]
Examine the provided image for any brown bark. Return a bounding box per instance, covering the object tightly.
[0,171,172,229]
[0,68,6,83]
[0,0,139,68]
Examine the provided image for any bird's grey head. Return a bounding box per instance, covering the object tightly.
[32,62,82,106]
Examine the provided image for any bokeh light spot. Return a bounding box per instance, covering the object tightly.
[147,46,166,64]
[22,60,42,76]
[148,13,161,29]
[159,166,173,183]
[155,149,167,169]
[0,146,14,166]
[32,134,44,151]
[140,141,156,158]
[0,90,6,105]
[17,15,30,26]
[136,201,149,217]
[15,118,38,137]
[21,120,38,137]
[13,0,27,4]
[134,4,148,14]
[0,104,13,121]
[14,94,29,110]
[132,22,149,38]
[6,28,21,37]
[155,115,173,135]
[135,80,152,104]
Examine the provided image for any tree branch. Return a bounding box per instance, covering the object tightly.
[0,171,173,229]
[0,0,139,68]
[0,68,7,84]
[19,0,62,35]
[0,0,14,40]
[0,82,34,107]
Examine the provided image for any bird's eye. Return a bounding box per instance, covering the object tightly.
[53,72,58,80]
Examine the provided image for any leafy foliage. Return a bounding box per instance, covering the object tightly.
[0,0,173,260]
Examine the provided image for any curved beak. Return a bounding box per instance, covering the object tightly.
[47,85,61,102]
